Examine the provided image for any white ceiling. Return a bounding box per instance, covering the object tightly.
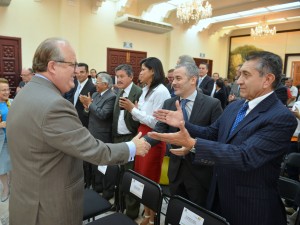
[108,0,300,35]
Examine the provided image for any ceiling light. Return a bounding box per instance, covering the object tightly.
[251,17,276,38]
[176,0,212,23]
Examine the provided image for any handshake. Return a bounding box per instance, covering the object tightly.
[131,132,151,157]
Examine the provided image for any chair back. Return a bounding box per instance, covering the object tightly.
[286,152,300,168]
[101,165,121,209]
[83,165,121,221]
[280,152,300,176]
[121,170,163,225]
[165,195,230,225]
[278,176,300,206]
[278,176,300,225]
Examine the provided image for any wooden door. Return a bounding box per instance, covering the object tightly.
[291,61,300,86]
[0,36,22,97]
[193,58,213,77]
[107,48,147,84]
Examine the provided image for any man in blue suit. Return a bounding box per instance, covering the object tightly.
[149,51,297,225]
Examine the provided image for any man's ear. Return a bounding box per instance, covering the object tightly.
[264,73,275,89]
[48,61,56,74]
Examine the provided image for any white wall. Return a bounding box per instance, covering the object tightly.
[1,0,298,78]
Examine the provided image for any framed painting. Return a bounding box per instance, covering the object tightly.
[228,30,300,81]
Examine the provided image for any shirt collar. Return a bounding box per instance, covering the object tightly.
[123,82,133,95]
[78,78,88,87]
[180,89,197,102]
[247,91,274,112]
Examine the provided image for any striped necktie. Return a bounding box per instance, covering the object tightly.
[230,101,249,135]
[181,99,190,121]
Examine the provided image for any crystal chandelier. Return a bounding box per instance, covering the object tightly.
[250,18,276,38]
[176,0,212,23]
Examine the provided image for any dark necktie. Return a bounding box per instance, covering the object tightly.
[181,99,190,121]
[119,89,124,97]
[230,101,249,135]
[119,89,125,110]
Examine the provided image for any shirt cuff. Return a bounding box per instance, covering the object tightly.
[125,141,136,161]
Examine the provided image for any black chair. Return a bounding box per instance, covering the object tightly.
[165,195,230,225]
[285,152,300,168]
[87,169,163,225]
[83,165,120,221]
[281,152,300,178]
[278,177,300,225]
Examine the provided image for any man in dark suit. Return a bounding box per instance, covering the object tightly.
[165,68,175,97]
[71,62,96,188]
[112,64,142,219]
[79,72,116,198]
[198,63,214,96]
[144,62,223,207]
[213,78,227,109]
[72,62,96,128]
[149,51,298,225]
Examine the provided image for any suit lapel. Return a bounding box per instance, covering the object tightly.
[125,84,138,118]
[93,92,102,105]
[189,91,204,123]
[112,89,122,135]
[226,93,278,142]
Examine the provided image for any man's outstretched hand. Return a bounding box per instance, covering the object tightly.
[132,132,150,157]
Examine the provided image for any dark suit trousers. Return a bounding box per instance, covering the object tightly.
[169,159,212,207]
[114,134,140,219]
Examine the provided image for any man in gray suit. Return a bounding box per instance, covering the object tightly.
[112,64,142,219]
[6,37,149,225]
[228,64,243,103]
[80,72,116,198]
[144,62,223,207]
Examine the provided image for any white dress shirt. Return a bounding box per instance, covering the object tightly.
[131,83,171,129]
[118,82,133,135]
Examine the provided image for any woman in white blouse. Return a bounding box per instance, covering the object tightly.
[119,57,171,225]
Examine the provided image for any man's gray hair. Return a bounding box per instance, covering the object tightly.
[98,73,113,88]
[175,62,199,79]
[177,55,196,65]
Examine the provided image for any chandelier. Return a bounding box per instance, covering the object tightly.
[250,18,276,38]
[176,0,212,23]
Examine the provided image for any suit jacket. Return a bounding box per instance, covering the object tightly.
[7,76,130,225]
[112,83,142,139]
[229,81,241,100]
[185,92,297,225]
[145,91,223,199]
[87,90,116,143]
[166,83,175,97]
[72,78,96,128]
[199,75,214,96]
[213,88,227,109]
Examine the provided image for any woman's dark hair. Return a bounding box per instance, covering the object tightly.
[140,57,165,98]
[216,78,224,89]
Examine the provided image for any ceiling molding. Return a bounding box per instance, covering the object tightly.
[91,0,105,14]
[0,0,11,6]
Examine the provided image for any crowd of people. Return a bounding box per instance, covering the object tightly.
[0,37,299,225]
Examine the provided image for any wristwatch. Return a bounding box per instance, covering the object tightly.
[189,139,196,153]
[189,147,196,153]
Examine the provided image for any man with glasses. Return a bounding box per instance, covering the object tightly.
[16,68,34,94]
[7,37,150,225]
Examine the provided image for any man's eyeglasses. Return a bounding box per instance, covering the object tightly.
[54,61,78,71]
